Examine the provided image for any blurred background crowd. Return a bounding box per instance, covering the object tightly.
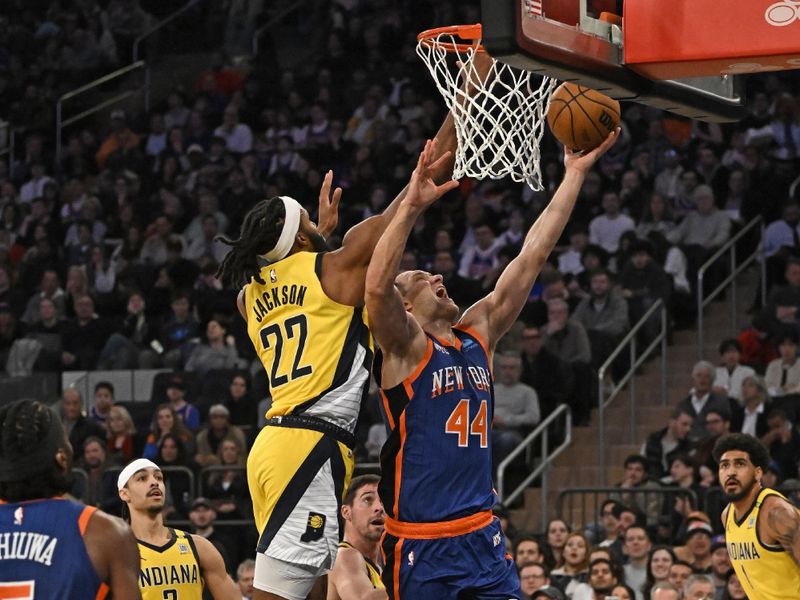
[0,0,798,597]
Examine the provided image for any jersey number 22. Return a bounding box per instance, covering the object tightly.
[260,314,314,388]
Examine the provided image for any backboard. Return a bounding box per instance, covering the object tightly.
[480,0,747,122]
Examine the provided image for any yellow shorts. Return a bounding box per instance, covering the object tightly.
[247,425,355,569]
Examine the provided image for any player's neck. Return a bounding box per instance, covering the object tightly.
[732,484,762,517]
[420,317,455,344]
[131,509,170,543]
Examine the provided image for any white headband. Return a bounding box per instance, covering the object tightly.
[117,458,160,491]
[260,196,303,263]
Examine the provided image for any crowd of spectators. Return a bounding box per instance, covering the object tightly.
[1,0,800,595]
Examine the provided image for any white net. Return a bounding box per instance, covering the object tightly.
[417,30,557,191]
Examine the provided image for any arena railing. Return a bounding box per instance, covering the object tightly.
[252,0,310,56]
[696,216,766,360]
[198,465,246,498]
[496,403,572,530]
[557,486,697,532]
[597,299,669,481]
[132,0,204,111]
[132,0,204,63]
[55,61,146,171]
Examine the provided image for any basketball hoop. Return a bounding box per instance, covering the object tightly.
[417,24,557,191]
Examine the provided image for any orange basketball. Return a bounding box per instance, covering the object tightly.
[546,82,620,152]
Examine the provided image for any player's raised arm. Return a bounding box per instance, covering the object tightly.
[365,140,459,358]
[322,54,493,305]
[192,534,240,599]
[460,129,620,349]
[764,496,800,566]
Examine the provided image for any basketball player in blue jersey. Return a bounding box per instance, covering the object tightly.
[0,399,142,599]
[365,130,619,599]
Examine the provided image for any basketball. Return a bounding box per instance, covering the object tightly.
[546,82,621,152]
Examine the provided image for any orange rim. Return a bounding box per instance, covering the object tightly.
[417,23,486,53]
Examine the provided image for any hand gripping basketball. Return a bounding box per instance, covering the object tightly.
[547,82,621,152]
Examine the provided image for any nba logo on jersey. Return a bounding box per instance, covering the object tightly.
[747,517,756,528]
[178,543,189,554]
[269,269,278,283]
[493,532,502,547]
[13,507,23,525]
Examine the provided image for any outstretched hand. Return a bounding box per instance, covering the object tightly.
[402,139,459,212]
[317,169,342,238]
[564,127,621,175]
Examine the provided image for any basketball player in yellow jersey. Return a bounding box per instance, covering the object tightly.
[212,53,492,596]
[327,475,386,600]
[117,459,239,600]
[713,433,800,600]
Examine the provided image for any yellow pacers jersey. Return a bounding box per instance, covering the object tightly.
[245,251,373,432]
[339,541,384,589]
[725,487,800,600]
[137,528,203,600]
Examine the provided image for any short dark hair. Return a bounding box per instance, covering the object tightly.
[343,474,380,506]
[777,328,799,346]
[589,557,613,573]
[600,499,618,516]
[718,338,742,354]
[624,525,650,541]
[624,454,648,470]
[94,381,114,396]
[766,408,789,422]
[712,433,771,470]
[82,435,106,452]
[670,406,693,420]
[670,453,697,471]
[588,267,610,280]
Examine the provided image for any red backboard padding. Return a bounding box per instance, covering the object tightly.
[623,0,800,78]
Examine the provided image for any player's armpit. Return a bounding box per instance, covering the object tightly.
[84,510,142,600]
[192,535,241,599]
[330,548,388,600]
[765,497,800,566]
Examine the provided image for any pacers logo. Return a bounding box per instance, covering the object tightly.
[300,512,326,542]
[765,0,800,26]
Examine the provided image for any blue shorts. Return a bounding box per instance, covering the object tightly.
[381,517,522,600]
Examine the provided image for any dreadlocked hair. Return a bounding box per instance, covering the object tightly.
[215,197,286,288]
[0,399,71,502]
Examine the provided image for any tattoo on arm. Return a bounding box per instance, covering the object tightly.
[767,500,800,566]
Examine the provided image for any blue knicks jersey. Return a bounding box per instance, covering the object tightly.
[379,327,496,523]
[0,497,107,599]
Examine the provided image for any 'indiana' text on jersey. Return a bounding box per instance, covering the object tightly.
[0,498,109,599]
[379,328,496,523]
[137,528,203,600]
[245,252,373,433]
[725,487,800,600]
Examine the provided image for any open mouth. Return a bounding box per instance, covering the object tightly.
[435,286,447,299]
[147,490,163,498]
[369,518,385,527]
